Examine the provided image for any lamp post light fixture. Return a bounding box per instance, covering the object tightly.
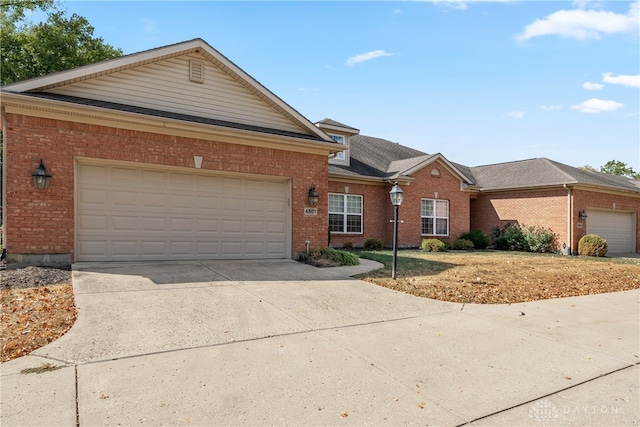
[308,184,319,207]
[32,159,52,189]
[389,181,404,279]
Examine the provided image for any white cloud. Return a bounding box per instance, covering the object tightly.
[582,81,604,90]
[540,104,564,110]
[425,0,515,10]
[603,72,640,88]
[571,98,624,113]
[141,18,158,34]
[507,111,525,118]
[517,1,639,40]
[346,50,395,66]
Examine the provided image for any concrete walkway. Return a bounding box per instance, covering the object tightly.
[1,259,638,426]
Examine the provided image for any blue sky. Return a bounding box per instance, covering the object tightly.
[52,1,640,170]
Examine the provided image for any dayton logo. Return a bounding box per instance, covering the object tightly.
[529,400,560,426]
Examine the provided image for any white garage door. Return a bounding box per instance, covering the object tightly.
[76,162,289,261]
[586,209,635,254]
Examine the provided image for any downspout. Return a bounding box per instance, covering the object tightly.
[564,184,571,255]
[1,106,6,260]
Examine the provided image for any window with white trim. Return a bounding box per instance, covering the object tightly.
[421,199,449,236]
[329,134,346,160]
[329,193,363,233]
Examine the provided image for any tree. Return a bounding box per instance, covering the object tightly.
[600,160,640,180]
[1,0,123,85]
[578,165,597,172]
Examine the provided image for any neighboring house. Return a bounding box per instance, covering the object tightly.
[1,39,638,267]
[468,158,640,254]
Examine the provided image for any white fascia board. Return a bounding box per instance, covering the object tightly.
[402,153,475,184]
[2,39,204,92]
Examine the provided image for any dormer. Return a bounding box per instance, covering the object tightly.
[315,118,360,167]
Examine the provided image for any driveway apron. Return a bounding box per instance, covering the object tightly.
[1,260,638,426]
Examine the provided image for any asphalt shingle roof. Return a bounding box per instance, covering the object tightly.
[326,124,639,195]
[469,158,640,193]
[316,118,360,132]
[17,92,328,142]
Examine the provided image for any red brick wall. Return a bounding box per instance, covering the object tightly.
[573,189,640,252]
[471,189,568,250]
[327,181,391,248]
[470,188,640,253]
[400,162,471,247]
[4,114,329,260]
[328,160,471,249]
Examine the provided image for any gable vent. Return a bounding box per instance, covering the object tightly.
[189,60,204,83]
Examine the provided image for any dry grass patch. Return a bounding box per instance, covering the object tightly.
[357,251,640,304]
[1,284,77,362]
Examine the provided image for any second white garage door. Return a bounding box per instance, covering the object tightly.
[76,162,289,261]
[586,209,635,254]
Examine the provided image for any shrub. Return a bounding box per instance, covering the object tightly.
[363,238,384,251]
[459,230,489,249]
[421,238,446,252]
[492,223,527,251]
[451,238,474,250]
[298,247,360,266]
[522,225,559,253]
[342,242,354,250]
[578,234,608,257]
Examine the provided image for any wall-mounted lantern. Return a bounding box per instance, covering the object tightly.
[32,159,52,189]
[579,210,588,221]
[308,184,319,207]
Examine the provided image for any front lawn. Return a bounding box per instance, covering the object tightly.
[356,250,640,304]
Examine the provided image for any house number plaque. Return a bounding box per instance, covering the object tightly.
[304,207,318,216]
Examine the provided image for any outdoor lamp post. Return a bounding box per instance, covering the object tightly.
[389,181,404,279]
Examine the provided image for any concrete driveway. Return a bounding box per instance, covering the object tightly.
[1,260,638,426]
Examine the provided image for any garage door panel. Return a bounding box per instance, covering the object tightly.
[111,240,138,256]
[113,215,139,232]
[246,220,264,233]
[77,163,289,261]
[111,167,137,182]
[79,215,108,231]
[112,190,139,207]
[196,219,218,233]
[77,240,108,258]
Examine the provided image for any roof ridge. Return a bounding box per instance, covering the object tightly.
[541,158,577,183]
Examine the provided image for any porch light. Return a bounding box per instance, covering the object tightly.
[308,184,319,207]
[579,210,588,221]
[389,182,404,279]
[32,159,52,189]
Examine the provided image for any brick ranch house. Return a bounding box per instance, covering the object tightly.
[1,39,638,266]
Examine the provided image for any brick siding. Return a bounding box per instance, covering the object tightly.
[329,160,471,249]
[4,113,329,261]
[471,188,639,253]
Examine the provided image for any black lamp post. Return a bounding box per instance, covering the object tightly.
[389,181,404,279]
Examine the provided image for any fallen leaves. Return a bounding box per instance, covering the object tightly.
[361,252,640,304]
[1,284,77,362]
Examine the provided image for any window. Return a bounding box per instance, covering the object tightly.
[421,199,449,236]
[329,193,362,233]
[329,134,346,160]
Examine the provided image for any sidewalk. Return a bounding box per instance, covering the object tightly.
[1,260,637,426]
